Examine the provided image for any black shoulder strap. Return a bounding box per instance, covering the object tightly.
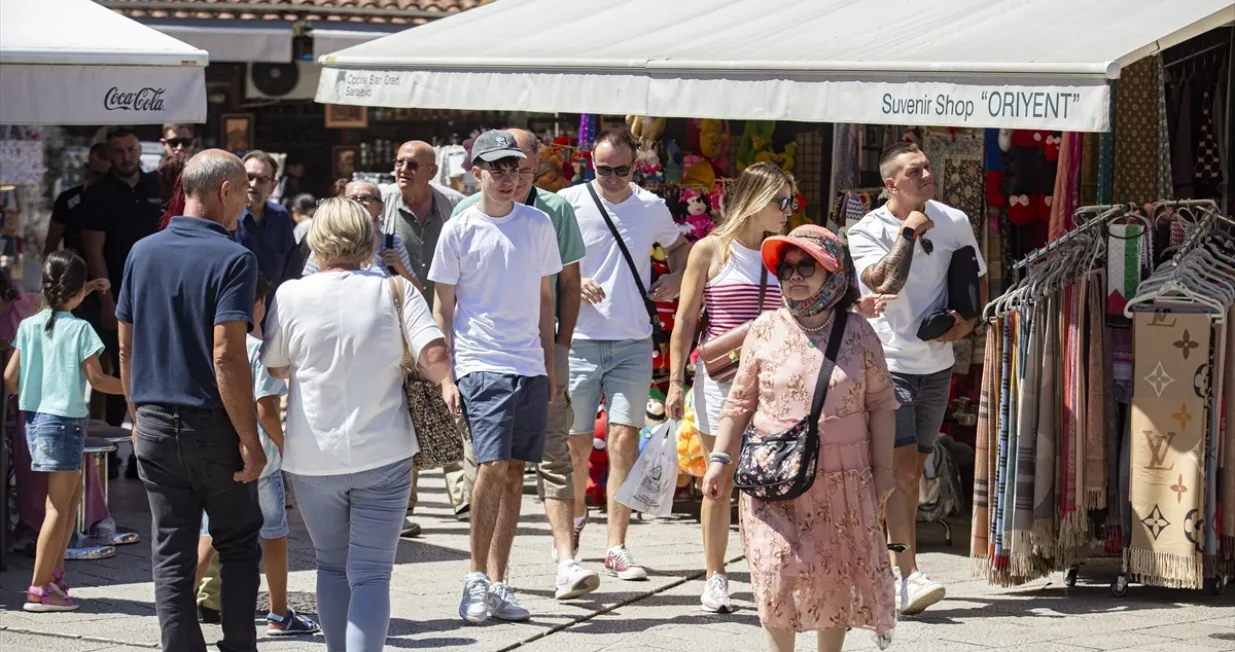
[586,182,653,308]
[757,263,768,311]
[807,311,848,432]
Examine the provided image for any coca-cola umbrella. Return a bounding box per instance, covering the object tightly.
[0,0,208,126]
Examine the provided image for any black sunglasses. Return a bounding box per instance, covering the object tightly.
[920,237,934,255]
[164,137,194,149]
[772,196,793,212]
[776,259,818,281]
[595,165,632,178]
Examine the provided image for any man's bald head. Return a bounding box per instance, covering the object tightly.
[507,129,540,159]
[394,140,438,194]
[181,149,248,229]
[506,129,539,201]
[344,180,384,220]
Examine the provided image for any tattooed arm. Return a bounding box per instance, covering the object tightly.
[858,210,934,294]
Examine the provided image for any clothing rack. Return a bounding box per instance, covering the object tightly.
[1163,41,1230,68]
[1012,204,1134,270]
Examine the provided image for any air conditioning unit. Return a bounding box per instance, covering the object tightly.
[246,61,322,100]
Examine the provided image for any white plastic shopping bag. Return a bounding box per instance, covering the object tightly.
[615,421,679,517]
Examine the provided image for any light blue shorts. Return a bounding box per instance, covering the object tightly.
[568,338,653,433]
[24,412,87,473]
[202,472,288,540]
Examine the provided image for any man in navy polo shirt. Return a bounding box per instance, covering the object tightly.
[232,150,299,329]
[117,149,267,652]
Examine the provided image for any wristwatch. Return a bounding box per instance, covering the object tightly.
[900,225,918,242]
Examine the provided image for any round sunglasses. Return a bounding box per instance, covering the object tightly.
[776,259,818,281]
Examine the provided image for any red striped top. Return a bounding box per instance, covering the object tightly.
[701,242,782,339]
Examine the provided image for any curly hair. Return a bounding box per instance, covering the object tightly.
[42,251,88,335]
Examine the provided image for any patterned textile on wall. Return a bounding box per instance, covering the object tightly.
[829,124,860,203]
[794,130,825,217]
[1113,58,1165,205]
[1097,81,1118,204]
[1127,310,1209,590]
[1155,55,1174,202]
[1080,133,1100,206]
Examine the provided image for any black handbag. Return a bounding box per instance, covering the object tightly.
[585,183,663,340]
[733,311,847,501]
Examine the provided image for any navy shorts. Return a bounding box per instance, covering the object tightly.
[458,372,549,465]
[24,412,87,473]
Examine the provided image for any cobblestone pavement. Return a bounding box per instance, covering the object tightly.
[1,467,1232,651]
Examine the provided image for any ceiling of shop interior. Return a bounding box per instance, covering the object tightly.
[95,0,496,25]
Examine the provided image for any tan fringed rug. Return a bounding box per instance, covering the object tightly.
[1128,310,1209,589]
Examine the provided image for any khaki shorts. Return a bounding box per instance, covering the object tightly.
[536,344,576,501]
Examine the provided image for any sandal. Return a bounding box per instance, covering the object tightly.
[23,585,79,613]
[51,569,70,597]
[266,609,319,636]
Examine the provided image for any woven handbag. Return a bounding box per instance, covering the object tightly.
[386,276,466,471]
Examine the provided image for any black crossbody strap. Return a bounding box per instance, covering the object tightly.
[586,182,654,317]
[757,264,768,311]
[807,311,848,435]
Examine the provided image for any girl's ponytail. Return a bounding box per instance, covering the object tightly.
[42,251,88,335]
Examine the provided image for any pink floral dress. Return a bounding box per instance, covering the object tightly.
[722,308,899,635]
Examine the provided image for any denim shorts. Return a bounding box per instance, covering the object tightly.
[458,372,549,465]
[202,472,288,540]
[24,412,87,473]
[568,338,653,433]
[891,369,953,453]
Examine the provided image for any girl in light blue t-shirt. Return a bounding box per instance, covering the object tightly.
[3,251,123,613]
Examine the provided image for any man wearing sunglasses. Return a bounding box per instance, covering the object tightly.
[558,128,690,583]
[232,150,298,330]
[161,123,197,159]
[846,142,987,617]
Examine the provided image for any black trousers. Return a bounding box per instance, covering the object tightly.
[134,404,262,652]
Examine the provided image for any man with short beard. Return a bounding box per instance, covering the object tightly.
[161,123,197,159]
[232,151,298,327]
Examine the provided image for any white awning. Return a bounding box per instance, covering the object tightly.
[152,23,294,64]
[316,0,1235,132]
[0,0,208,125]
[312,28,402,60]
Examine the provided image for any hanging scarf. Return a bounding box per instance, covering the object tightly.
[783,234,848,318]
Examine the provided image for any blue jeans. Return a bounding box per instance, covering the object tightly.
[24,412,87,472]
[290,458,413,652]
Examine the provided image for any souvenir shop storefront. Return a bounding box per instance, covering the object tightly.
[317,0,1235,596]
[0,0,209,568]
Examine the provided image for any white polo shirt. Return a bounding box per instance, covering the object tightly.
[847,200,986,376]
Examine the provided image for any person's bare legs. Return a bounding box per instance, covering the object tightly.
[568,436,592,521]
[605,423,640,548]
[697,433,730,577]
[486,462,526,582]
[53,479,84,577]
[763,626,795,652]
[35,472,79,587]
[469,461,508,574]
[816,628,846,652]
[544,497,575,563]
[263,536,290,626]
[886,444,921,575]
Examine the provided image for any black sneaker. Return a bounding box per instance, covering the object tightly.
[454,506,471,522]
[198,605,220,624]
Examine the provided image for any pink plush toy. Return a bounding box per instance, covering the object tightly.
[680,189,715,242]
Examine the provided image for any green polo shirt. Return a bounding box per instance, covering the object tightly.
[453,187,585,315]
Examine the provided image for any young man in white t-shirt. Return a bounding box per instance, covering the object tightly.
[429,130,563,625]
[847,143,987,616]
[558,128,689,581]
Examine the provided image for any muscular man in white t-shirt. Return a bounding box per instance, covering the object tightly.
[429,130,563,625]
[847,143,987,616]
[558,128,689,582]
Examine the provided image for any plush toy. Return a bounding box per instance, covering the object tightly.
[1044,134,1062,162]
[626,115,666,143]
[534,145,570,192]
[755,141,798,174]
[663,139,683,184]
[570,149,593,185]
[681,154,716,189]
[708,186,726,224]
[737,120,777,171]
[675,391,707,478]
[693,119,730,171]
[586,409,609,507]
[635,142,664,186]
[788,192,811,230]
[677,189,715,242]
[649,251,677,372]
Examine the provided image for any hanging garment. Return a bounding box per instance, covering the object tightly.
[991,313,1015,580]
[1127,310,1209,590]
[1113,58,1162,204]
[1195,91,1224,182]
[1011,303,1042,577]
[1106,224,1149,325]
[1155,57,1175,202]
[1172,79,1196,198]
[1085,274,1109,509]
[971,323,999,566]
[1224,307,1235,568]
[1033,293,1060,546]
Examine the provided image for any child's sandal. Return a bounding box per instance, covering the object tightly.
[23,585,79,613]
[51,569,70,597]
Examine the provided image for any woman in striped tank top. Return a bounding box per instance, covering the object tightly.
[666,163,794,613]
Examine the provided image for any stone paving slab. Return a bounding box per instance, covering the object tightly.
[2,469,1233,651]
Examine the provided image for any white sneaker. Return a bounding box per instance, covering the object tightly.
[554,560,601,600]
[458,572,491,624]
[700,573,734,613]
[604,545,649,581]
[892,567,904,614]
[487,581,531,622]
[900,571,945,615]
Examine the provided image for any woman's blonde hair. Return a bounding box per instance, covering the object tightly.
[711,162,794,263]
[307,197,376,268]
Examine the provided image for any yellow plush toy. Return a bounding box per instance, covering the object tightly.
[626,115,666,143]
[755,141,798,174]
[676,391,707,478]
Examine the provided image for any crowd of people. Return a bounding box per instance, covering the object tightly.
[9,122,985,652]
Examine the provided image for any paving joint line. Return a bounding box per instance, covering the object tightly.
[494,553,747,652]
[1,625,159,649]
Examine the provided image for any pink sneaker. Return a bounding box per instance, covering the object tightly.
[552,514,587,562]
[604,545,648,581]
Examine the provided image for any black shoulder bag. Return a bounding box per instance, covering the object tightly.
[733,311,848,501]
[585,183,663,339]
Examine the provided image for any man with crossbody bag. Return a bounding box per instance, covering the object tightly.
[558,128,690,581]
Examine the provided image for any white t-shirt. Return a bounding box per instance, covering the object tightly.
[260,270,444,476]
[559,181,682,341]
[428,202,563,379]
[847,200,987,375]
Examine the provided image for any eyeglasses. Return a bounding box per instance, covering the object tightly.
[595,165,632,178]
[921,237,934,255]
[348,195,380,205]
[394,159,421,172]
[247,173,273,184]
[163,137,194,149]
[776,259,818,281]
[772,196,793,212]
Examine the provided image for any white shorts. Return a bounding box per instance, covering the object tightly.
[691,361,733,437]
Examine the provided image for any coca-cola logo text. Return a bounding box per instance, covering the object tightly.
[103,87,167,112]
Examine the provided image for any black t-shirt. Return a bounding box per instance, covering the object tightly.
[80,172,164,299]
[50,185,87,257]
